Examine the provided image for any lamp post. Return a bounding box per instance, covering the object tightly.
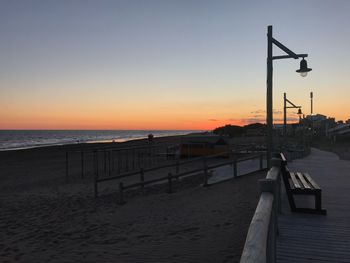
[283,92,303,139]
[266,25,311,168]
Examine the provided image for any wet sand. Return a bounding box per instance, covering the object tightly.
[0,137,263,262]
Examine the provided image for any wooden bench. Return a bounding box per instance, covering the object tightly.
[279,153,327,215]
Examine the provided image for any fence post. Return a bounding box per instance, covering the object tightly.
[118,152,121,174]
[119,182,126,204]
[175,160,180,174]
[167,172,173,193]
[202,157,209,187]
[259,178,277,263]
[81,151,84,179]
[104,151,107,175]
[140,168,145,189]
[126,149,129,171]
[111,151,114,171]
[108,151,111,176]
[93,150,98,198]
[65,151,69,182]
[267,204,277,263]
[233,158,238,178]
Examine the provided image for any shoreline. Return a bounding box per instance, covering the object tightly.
[0,132,203,154]
[0,130,204,153]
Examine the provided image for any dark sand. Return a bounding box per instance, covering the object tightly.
[0,137,263,263]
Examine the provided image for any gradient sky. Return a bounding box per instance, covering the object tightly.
[1,0,349,130]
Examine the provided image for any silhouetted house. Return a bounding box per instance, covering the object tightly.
[179,135,229,157]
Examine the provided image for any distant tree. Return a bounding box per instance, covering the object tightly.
[213,123,266,137]
[213,125,244,137]
[244,123,266,130]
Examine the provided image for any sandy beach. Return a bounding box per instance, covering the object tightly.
[0,137,264,263]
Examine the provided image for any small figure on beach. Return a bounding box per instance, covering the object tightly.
[148,134,154,143]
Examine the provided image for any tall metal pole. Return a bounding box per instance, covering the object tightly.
[267,25,273,168]
[310,91,314,136]
[310,91,313,115]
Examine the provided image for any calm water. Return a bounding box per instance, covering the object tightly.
[0,130,199,151]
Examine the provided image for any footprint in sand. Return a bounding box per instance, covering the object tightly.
[136,234,151,239]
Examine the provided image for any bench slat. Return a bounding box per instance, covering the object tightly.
[303,173,321,190]
[290,172,302,189]
[297,172,311,189]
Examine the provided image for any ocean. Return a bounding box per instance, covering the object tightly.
[0,130,199,151]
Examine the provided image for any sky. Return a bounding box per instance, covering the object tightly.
[1,0,350,130]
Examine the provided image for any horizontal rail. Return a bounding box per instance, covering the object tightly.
[96,170,141,182]
[96,151,232,182]
[240,192,274,263]
[120,153,264,193]
[123,175,169,190]
[240,154,283,263]
[173,167,206,179]
[97,152,262,183]
[94,152,265,199]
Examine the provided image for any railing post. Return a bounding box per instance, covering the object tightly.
[81,151,84,179]
[65,151,69,182]
[104,151,107,175]
[93,150,98,198]
[175,160,180,174]
[111,151,114,171]
[259,178,277,263]
[108,151,111,176]
[202,157,209,187]
[118,152,121,174]
[271,157,282,215]
[267,204,277,263]
[233,158,238,178]
[126,149,129,171]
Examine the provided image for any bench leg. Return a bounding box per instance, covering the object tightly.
[315,191,322,211]
[287,192,297,212]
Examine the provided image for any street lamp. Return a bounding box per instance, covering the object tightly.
[266,25,311,168]
[283,92,302,139]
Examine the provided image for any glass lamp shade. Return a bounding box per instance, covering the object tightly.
[296,58,312,77]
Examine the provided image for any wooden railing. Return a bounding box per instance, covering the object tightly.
[284,147,310,161]
[94,152,265,202]
[240,156,283,263]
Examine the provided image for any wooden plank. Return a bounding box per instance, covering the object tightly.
[303,173,321,190]
[240,192,274,263]
[289,172,302,189]
[296,172,311,189]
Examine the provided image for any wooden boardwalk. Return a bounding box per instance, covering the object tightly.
[277,148,350,262]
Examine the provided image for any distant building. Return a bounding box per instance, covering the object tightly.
[327,123,350,140]
[179,135,229,157]
[303,114,337,136]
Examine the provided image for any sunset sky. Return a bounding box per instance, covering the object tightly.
[1,0,349,130]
